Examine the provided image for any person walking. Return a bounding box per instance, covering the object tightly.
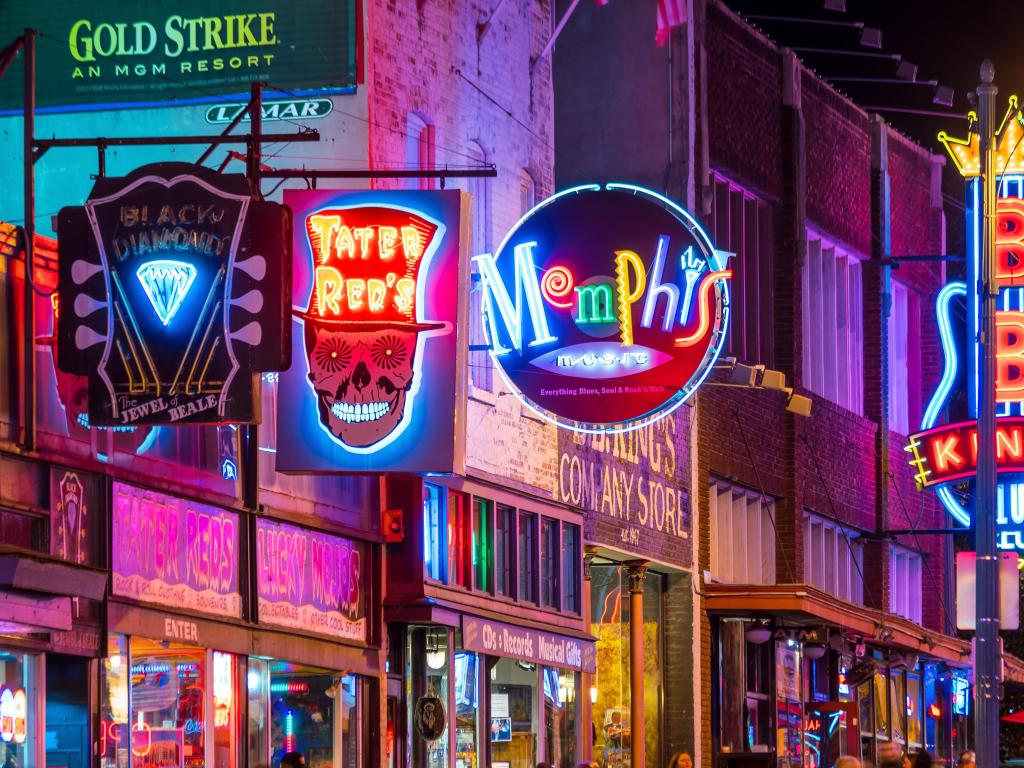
[836,756,862,768]
[958,751,976,768]
[669,753,693,768]
[280,752,305,768]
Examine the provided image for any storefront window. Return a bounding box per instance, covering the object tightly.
[491,657,539,768]
[409,628,449,768]
[213,651,238,767]
[873,672,889,739]
[101,635,129,768]
[776,641,803,766]
[473,499,492,592]
[890,671,907,745]
[590,565,664,767]
[495,505,515,598]
[449,491,470,589]
[424,483,444,582]
[907,672,922,751]
[519,513,537,603]
[0,650,37,768]
[248,657,353,768]
[543,667,579,768]
[129,638,206,767]
[541,518,560,609]
[561,524,579,614]
[454,650,480,768]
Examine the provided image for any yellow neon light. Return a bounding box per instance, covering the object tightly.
[939,96,1024,178]
[904,438,931,489]
[613,250,646,346]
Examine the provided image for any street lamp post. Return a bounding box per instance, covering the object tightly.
[975,59,1001,768]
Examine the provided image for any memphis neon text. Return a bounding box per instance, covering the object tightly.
[475,238,730,355]
[908,417,1024,488]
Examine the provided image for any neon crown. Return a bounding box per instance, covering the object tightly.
[939,95,1024,177]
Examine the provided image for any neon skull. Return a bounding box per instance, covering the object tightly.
[307,326,420,447]
[297,205,447,449]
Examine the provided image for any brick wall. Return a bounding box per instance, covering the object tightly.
[367,0,555,239]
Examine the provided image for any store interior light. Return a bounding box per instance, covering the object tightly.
[590,685,598,705]
[746,623,773,644]
[804,643,827,660]
[426,651,447,670]
[247,669,261,692]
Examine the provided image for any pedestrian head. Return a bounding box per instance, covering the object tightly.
[958,751,975,768]
[878,742,903,768]
[836,757,862,768]
[280,752,305,768]
[669,753,693,768]
[913,750,934,768]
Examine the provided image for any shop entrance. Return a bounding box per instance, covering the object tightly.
[45,654,91,768]
[802,702,859,768]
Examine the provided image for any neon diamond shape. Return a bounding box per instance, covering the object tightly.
[135,259,198,326]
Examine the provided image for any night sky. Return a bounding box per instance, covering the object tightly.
[727,0,1024,151]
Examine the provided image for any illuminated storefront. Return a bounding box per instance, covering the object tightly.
[383,476,592,768]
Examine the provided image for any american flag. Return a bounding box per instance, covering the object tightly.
[656,0,687,46]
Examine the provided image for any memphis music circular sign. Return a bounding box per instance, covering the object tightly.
[475,183,731,432]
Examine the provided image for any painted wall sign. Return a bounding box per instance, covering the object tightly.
[908,126,1024,549]
[276,189,468,473]
[0,1,356,113]
[112,482,241,617]
[461,615,596,673]
[557,409,691,565]
[255,517,366,642]
[50,468,97,565]
[476,183,730,432]
[57,162,291,426]
[205,98,333,124]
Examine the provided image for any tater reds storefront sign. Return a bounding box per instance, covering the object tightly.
[255,518,366,642]
[112,482,241,617]
[276,190,467,474]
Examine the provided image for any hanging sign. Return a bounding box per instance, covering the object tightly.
[255,517,366,642]
[111,481,242,617]
[57,162,291,426]
[276,189,468,473]
[476,183,731,432]
[911,112,1024,550]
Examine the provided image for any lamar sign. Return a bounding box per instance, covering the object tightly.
[476,184,731,433]
[57,162,290,426]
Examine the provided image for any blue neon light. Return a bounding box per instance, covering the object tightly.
[136,259,198,326]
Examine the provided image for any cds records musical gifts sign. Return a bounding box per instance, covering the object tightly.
[57,162,290,426]
[276,189,468,474]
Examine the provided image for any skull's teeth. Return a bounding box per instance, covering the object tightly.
[330,401,391,423]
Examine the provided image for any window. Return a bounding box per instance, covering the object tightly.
[541,517,560,609]
[495,505,516,598]
[424,483,444,581]
[518,512,538,603]
[709,175,774,366]
[520,169,536,214]
[448,490,471,589]
[561,523,580,613]
[890,546,923,623]
[468,143,495,393]
[472,497,492,592]
[888,279,921,435]
[802,234,864,414]
[406,113,436,190]
[804,512,864,604]
[709,480,776,584]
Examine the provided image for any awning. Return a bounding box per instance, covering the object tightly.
[703,582,971,665]
[0,545,108,634]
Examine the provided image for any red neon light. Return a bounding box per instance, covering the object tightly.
[909,417,1024,487]
[131,721,152,757]
[674,270,731,347]
[928,703,942,718]
[540,266,574,308]
[997,311,1024,401]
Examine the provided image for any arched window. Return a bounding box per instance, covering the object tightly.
[519,169,536,215]
[405,112,436,190]
[467,141,494,391]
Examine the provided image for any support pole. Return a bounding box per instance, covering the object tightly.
[582,549,597,763]
[22,28,35,453]
[242,81,263,512]
[975,59,1000,768]
[627,561,648,768]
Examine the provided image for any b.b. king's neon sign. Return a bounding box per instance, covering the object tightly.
[476,184,731,432]
[908,169,1024,550]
